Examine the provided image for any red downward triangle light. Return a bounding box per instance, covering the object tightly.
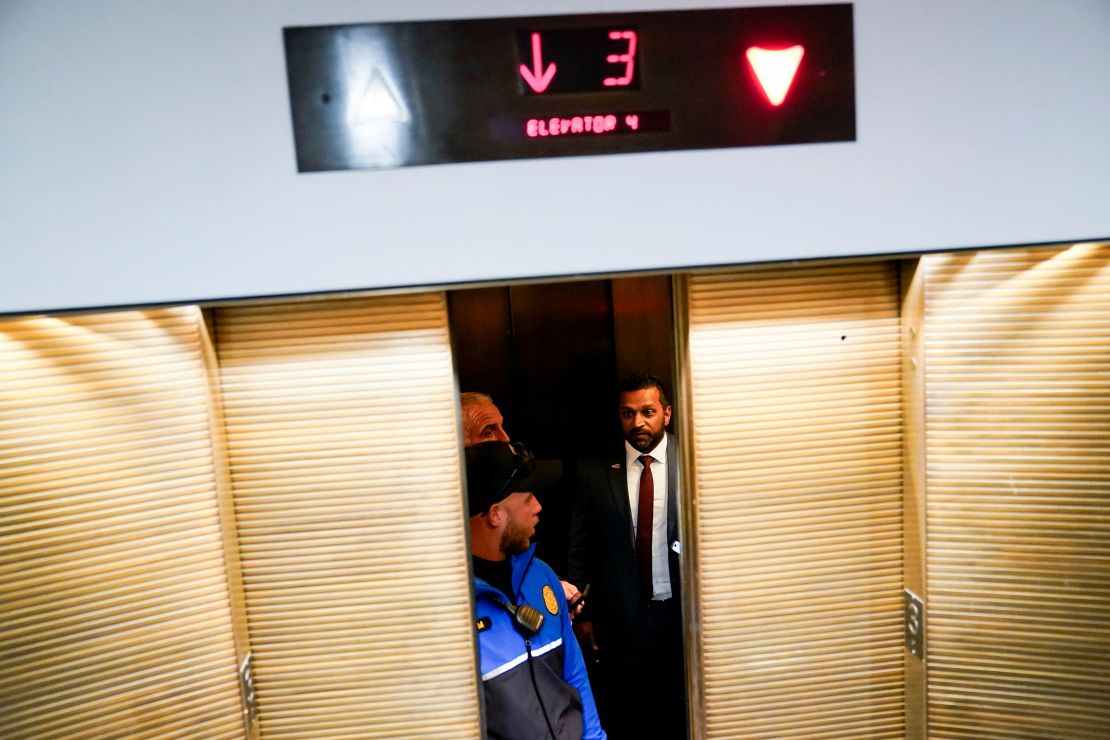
[746,45,805,106]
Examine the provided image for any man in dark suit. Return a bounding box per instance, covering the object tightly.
[567,373,686,739]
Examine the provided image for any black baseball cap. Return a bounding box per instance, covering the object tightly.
[465,441,562,515]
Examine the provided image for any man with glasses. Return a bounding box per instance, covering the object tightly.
[467,441,606,739]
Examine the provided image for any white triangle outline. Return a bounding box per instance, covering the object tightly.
[354,67,410,124]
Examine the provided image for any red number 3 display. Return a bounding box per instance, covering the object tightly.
[603,30,637,87]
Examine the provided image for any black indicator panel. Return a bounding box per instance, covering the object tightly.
[284,5,855,172]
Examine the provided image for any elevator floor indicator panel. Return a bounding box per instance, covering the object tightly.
[283,4,855,172]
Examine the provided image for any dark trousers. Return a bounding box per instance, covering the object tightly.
[596,598,687,739]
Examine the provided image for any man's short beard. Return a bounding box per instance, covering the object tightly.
[499,516,531,556]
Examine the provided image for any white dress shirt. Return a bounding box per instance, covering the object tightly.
[625,433,672,601]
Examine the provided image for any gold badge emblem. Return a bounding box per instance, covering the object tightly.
[542,585,559,615]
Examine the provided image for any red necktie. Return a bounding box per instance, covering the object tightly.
[636,454,655,600]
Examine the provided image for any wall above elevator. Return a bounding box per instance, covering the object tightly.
[1,0,1108,315]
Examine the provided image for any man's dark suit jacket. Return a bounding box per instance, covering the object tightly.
[567,431,681,663]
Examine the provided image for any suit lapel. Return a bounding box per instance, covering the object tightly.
[666,432,680,545]
[605,449,634,546]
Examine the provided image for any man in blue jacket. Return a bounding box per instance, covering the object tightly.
[466,441,606,740]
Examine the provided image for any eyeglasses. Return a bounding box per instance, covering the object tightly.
[496,441,535,501]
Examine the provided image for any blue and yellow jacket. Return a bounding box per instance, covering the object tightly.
[473,543,606,740]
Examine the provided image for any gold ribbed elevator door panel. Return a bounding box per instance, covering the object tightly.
[213,294,480,739]
[923,244,1110,738]
[685,263,905,738]
[0,308,246,739]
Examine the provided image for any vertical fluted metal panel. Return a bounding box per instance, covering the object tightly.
[0,308,246,739]
[924,244,1110,738]
[214,293,480,739]
[685,263,905,738]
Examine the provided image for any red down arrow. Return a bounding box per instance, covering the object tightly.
[519,32,557,93]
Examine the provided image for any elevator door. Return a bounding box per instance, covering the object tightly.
[213,293,480,738]
[919,245,1110,738]
[682,262,907,738]
[0,308,247,739]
